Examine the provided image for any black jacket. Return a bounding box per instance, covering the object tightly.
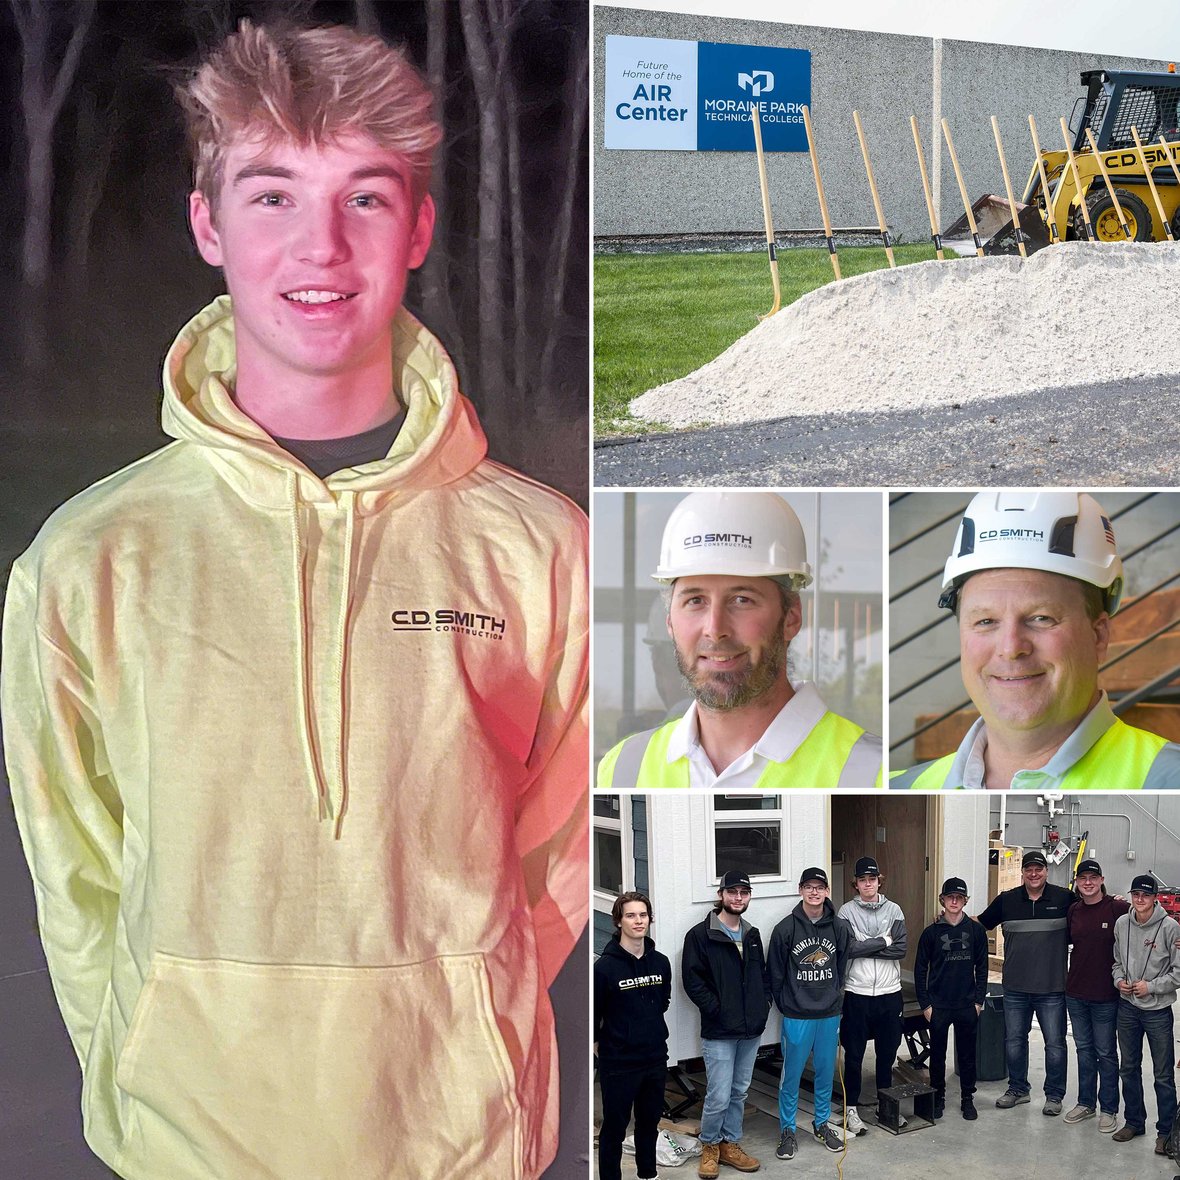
[681,914,771,1041]
[593,934,672,1070]
[768,899,853,1020]
[914,915,989,1009]
[977,882,1073,994]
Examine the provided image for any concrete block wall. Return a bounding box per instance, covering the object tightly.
[595,6,1171,242]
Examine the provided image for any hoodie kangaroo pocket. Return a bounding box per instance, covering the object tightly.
[114,951,522,1180]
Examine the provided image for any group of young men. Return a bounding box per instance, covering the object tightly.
[595,850,1180,1177]
[981,850,1180,1157]
[595,860,973,1178]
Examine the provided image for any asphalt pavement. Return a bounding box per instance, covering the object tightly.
[595,376,1180,487]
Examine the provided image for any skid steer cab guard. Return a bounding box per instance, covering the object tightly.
[949,68,1180,255]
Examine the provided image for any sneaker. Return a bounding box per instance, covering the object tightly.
[933,1093,945,1120]
[718,1141,760,1172]
[962,1098,978,1121]
[776,1128,797,1161]
[813,1122,844,1153]
[1064,1104,1095,1124]
[1099,1112,1118,1133]
[1112,1124,1145,1143]
[844,1106,866,1136]
[1044,1099,1063,1117]
[996,1090,1031,1109]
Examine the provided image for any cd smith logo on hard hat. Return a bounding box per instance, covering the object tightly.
[979,529,1045,541]
[737,70,774,97]
[683,533,753,549]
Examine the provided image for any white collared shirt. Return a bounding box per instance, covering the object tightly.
[950,692,1117,790]
[664,680,835,790]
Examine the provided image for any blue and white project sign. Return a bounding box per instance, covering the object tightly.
[604,35,811,152]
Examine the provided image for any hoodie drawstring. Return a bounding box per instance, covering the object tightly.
[332,490,357,840]
[288,473,357,837]
[288,470,329,822]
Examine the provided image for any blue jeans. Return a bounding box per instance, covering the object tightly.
[700,1036,761,1144]
[1066,996,1120,1114]
[1117,1001,1176,1136]
[1003,989,1067,1101]
[779,1015,841,1132]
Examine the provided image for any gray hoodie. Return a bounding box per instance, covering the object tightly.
[1112,903,1180,1011]
[838,893,907,997]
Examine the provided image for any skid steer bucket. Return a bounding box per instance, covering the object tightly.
[941,194,1051,256]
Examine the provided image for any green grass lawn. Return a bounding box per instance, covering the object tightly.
[594,244,940,436]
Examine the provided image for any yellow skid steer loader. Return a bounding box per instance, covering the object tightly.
[943,68,1180,254]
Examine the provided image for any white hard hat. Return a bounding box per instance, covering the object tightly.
[653,491,813,589]
[642,595,671,646]
[940,490,1124,614]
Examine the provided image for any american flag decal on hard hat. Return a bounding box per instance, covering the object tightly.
[1101,516,1116,546]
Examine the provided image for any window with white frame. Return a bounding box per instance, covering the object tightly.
[593,794,632,905]
[710,795,784,881]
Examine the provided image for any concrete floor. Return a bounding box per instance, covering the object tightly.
[595,1027,1180,1180]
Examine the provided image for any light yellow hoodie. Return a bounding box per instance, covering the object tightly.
[2,296,589,1180]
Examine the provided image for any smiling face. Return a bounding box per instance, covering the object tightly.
[668,575,801,712]
[1076,871,1104,901]
[188,130,435,398]
[958,568,1108,748]
[1132,890,1156,921]
[719,885,752,916]
[617,900,650,941]
[1022,862,1048,894]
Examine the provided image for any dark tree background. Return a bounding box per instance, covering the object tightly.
[0,0,589,521]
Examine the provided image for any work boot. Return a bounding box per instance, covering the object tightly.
[995,1090,1030,1108]
[1064,1105,1095,1124]
[775,1128,796,1160]
[1156,1135,1171,1156]
[933,1091,945,1120]
[1112,1124,1145,1143]
[962,1097,978,1121]
[699,1142,720,1178]
[718,1141,760,1172]
[844,1106,866,1135]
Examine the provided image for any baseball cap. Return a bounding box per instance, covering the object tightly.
[720,870,753,890]
[940,877,969,897]
[1076,859,1103,877]
[1130,875,1159,895]
[1022,850,1048,869]
[853,856,881,878]
[799,867,829,888]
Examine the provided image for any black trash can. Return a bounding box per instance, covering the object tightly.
[954,984,1006,1082]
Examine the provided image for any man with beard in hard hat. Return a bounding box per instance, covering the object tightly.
[892,490,1180,791]
[597,491,881,789]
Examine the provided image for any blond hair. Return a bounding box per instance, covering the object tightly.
[176,20,440,209]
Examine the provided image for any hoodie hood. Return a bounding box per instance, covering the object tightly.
[161,295,488,511]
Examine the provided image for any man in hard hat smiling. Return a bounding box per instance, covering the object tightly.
[892,490,1180,790]
[597,491,881,790]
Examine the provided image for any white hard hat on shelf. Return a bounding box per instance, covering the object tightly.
[642,595,671,646]
[652,491,813,590]
[940,490,1124,614]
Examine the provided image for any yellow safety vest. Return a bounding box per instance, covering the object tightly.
[890,718,1177,790]
[598,711,881,790]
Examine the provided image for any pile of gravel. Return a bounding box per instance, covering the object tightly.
[629,241,1180,428]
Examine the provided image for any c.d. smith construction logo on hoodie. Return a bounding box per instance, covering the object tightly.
[794,936,836,982]
[391,607,507,641]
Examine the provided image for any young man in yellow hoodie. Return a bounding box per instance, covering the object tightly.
[2,21,587,1180]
